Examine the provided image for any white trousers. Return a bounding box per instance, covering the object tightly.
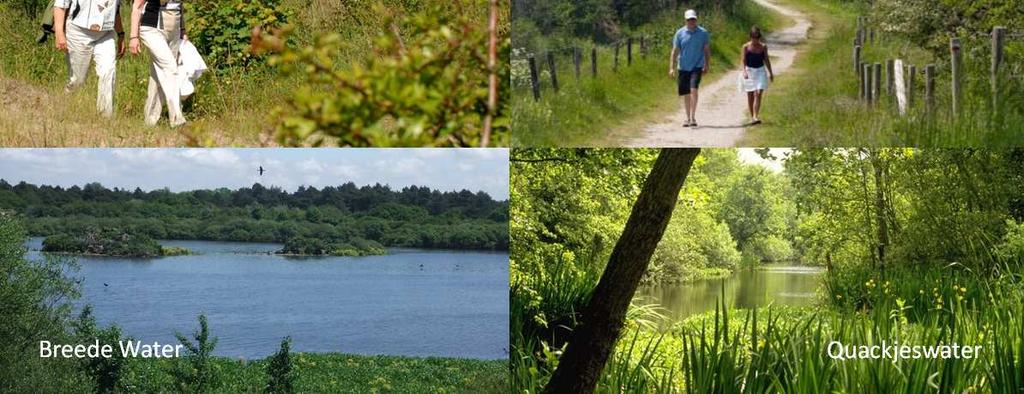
[140,18,185,127]
[64,23,117,117]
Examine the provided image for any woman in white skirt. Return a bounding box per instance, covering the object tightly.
[128,0,186,128]
[740,26,773,125]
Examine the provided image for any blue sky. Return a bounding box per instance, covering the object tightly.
[0,149,509,200]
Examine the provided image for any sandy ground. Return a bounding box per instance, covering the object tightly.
[620,0,811,147]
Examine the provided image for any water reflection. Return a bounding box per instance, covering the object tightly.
[636,265,824,324]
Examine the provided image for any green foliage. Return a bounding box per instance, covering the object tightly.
[996,219,1024,265]
[72,306,128,393]
[172,315,220,393]
[0,181,508,251]
[160,246,193,256]
[278,236,385,256]
[259,0,509,147]
[188,0,291,70]
[42,228,162,257]
[264,337,295,394]
[0,213,88,393]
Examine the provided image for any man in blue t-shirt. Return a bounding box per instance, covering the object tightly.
[669,9,711,128]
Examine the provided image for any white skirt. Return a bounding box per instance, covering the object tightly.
[739,66,769,92]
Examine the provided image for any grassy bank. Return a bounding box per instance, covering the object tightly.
[748,0,1024,146]
[511,2,786,147]
[121,353,507,393]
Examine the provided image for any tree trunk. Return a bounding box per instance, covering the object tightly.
[541,148,701,394]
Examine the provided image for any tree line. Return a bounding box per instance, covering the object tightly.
[0,181,509,251]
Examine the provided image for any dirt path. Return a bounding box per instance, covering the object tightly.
[621,0,811,147]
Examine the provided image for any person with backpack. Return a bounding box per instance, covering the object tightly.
[128,0,186,128]
[53,0,127,118]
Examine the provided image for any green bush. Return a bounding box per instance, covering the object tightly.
[72,306,128,393]
[264,337,295,394]
[188,0,290,70]
[172,315,220,393]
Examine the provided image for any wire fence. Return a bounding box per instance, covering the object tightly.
[511,34,673,101]
[852,16,1023,119]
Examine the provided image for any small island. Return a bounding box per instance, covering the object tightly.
[42,229,192,258]
[277,236,386,257]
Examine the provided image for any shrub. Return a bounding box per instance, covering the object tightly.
[188,0,290,70]
[72,306,127,393]
[255,0,509,147]
[172,315,220,393]
[264,337,295,394]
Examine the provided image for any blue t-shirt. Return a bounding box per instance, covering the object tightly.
[674,26,710,71]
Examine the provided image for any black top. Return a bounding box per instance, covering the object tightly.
[745,45,766,68]
[141,0,184,30]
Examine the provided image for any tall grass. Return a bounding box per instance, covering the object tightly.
[749,0,1024,147]
[511,2,786,147]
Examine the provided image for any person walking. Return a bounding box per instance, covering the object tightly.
[128,0,186,127]
[53,0,127,118]
[669,9,710,128]
[740,26,773,125]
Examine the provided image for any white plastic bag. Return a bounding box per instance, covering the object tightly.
[177,40,207,100]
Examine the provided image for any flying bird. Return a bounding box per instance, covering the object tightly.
[258,166,265,176]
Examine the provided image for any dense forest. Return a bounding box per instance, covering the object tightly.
[0,181,509,251]
[512,148,1024,392]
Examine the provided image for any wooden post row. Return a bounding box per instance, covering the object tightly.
[528,55,540,101]
[547,51,559,93]
[591,47,598,77]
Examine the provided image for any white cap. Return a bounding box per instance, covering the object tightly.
[684,9,698,20]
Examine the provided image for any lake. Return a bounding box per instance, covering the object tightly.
[635,265,824,324]
[26,238,509,360]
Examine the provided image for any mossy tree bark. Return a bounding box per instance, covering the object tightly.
[541,148,700,394]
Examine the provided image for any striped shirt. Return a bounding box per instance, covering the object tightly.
[54,0,120,32]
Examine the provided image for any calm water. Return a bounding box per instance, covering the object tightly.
[636,265,824,323]
[26,238,509,360]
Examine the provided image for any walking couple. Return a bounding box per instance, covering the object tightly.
[669,9,774,127]
[53,0,188,127]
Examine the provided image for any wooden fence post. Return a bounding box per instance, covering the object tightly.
[854,44,861,74]
[950,37,961,118]
[856,17,863,45]
[907,64,917,110]
[864,63,873,103]
[640,35,646,57]
[886,59,894,96]
[859,61,866,99]
[873,62,882,105]
[925,64,936,114]
[528,55,540,101]
[991,26,1006,111]
[591,47,598,77]
[573,47,581,83]
[547,51,560,93]
[894,59,907,115]
[627,37,633,66]
[614,42,620,72]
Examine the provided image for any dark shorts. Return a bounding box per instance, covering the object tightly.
[677,68,703,95]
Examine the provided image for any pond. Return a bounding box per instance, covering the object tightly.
[635,265,825,324]
[26,238,509,360]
